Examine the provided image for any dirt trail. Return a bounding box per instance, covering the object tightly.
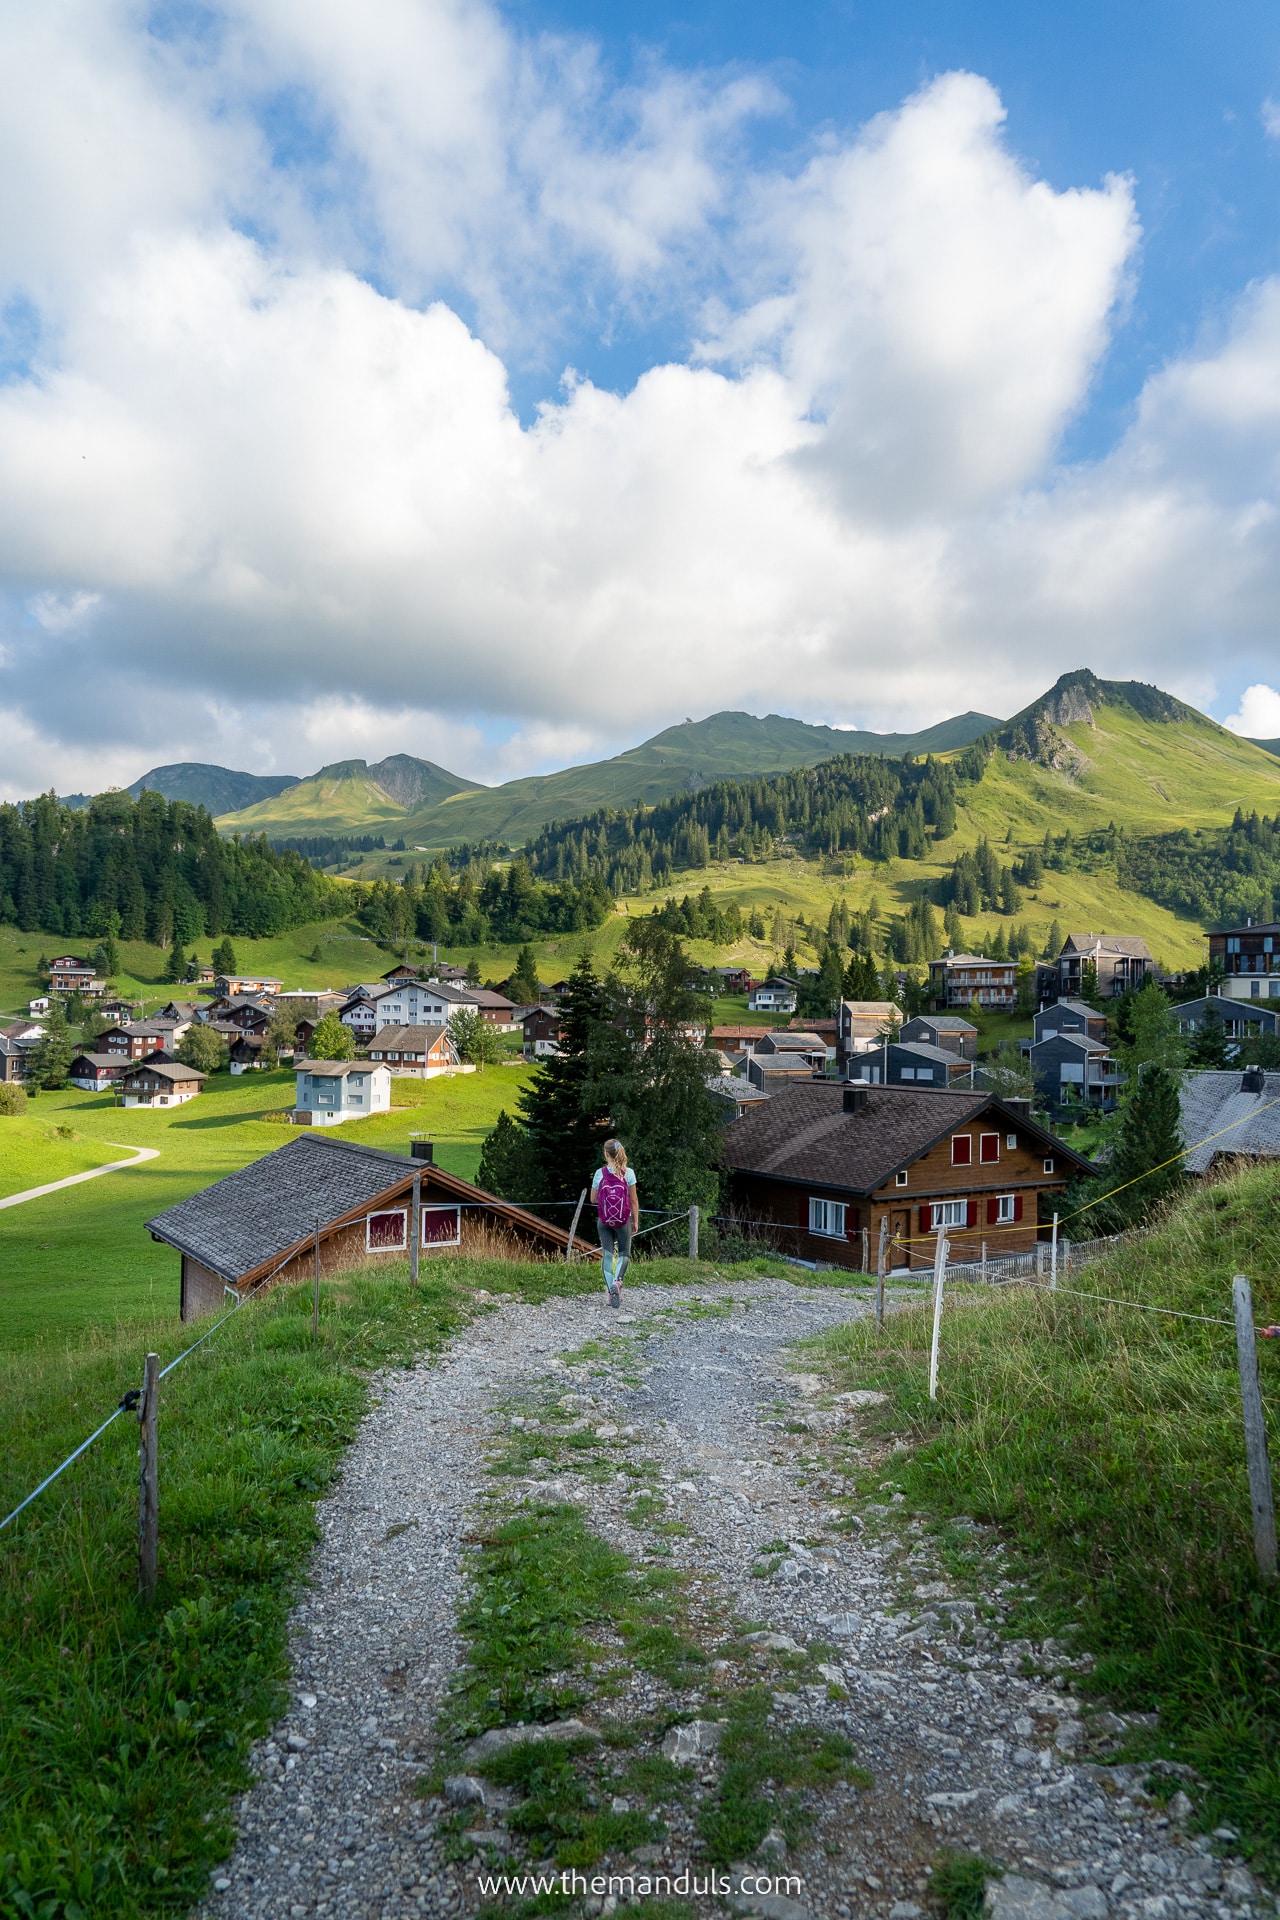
[197,1277,1268,1920]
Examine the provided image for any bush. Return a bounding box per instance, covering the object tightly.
[176,1026,230,1074]
[0,1083,27,1115]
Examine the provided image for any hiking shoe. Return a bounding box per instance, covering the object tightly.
[607,1279,620,1308]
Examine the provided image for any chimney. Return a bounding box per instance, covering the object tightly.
[1241,1066,1265,1095]
[1002,1096,1031,1119]
[843,1084,869,1114]
[410,1138,434,1163]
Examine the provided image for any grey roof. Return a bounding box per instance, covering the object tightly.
[759,1030,825,1051]
[294,1058,386,1077]
[1045,999,1102,1020]
[70,1052,127,1070]
[123,1060,206,1083]
[1173,994,1280,1029]
[1029,1032,1109,1055]
[1061,933,1152,958]
[893,1041,962,1066]
[911,1014,978,1033]
[1180,1070,1280,1172]
[146,1134,419,1281]
[706,1073,770,1105]
[366,1025,450,1052]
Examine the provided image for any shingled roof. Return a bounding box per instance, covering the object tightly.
[1180,1069,1280,1173]
[146,1133,574,1282]
[721,1082,1089,1192]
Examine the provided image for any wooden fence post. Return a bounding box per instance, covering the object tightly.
[1050,1212,1059,1290]
[875,1215,888,1330]
[861,1227,869,1274]
[565,1188,587,1264]
[312,1218,321,1338]
[688,1205,700,1261]
[138,1352,159,1603]
[1233,1275,1278,1582]
[410,1171,421,1287]
[928,1235,949,1402]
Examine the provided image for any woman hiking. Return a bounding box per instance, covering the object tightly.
[593,1138,638,1309]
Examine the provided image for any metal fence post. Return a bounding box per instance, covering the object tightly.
[688,1205,699,1260]
[928,1235,949,1402]
[1233,1275,1278,1581]
[410,1171,421,1287]
[981,1241,988,1285]
[138,1352,159,1604]
[312,1217,321,1338]
[1051,1212,1059,1290]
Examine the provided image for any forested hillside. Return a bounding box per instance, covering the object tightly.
[0,790,346,942]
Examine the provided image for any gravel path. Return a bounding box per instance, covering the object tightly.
[196,1276,1273,1920]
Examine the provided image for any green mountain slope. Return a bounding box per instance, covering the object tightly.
[1249,736,1280,760]
[129,763,302,812]
[391,707,999,846]
[218,755,476,837]
[965,670,1280,839]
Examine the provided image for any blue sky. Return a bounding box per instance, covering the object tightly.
[3,0,1280,793]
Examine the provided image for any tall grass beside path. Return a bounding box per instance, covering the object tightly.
[799,1166,1280,1873]
[0,1262,486,1919]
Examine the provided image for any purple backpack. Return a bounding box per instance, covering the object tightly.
[596,1167,631,1228]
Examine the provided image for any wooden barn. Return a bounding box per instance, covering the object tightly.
[146,1134,592,1320]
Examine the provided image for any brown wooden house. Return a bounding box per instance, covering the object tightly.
[146,1134,594,1319]
[721,1081,1093,1270]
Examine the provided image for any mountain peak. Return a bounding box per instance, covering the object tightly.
[997,670,1200,770]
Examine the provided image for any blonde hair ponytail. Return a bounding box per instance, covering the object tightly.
[603,1137,628,1174]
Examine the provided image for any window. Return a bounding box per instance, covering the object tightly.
[367,1209,407,1251]
[931,1199,968,1230]
[1043,1157,1055,1174]
[950,1134,972,1166]
[993,1194,1016,1224]
[900,1067,916,1080]
[1006,1132,1017,1148]
[809,1197,847,1239]
[421,1205,461,1247]
[980,1133,1000,1164]
[895,1170,908,1187]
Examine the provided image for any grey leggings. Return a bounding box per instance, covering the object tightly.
[598,1220,633,1283]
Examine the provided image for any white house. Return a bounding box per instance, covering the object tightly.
[748,980,798,1014]
[373,981,464,1031]
[293,1060,392,1125]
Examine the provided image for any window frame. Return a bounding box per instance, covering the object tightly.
[979,1132,1000,1164]
[366,1208,408,1252]
[895,1169,909,1187]
[932,1198,968,1230]
[994,1194,1016,1224]
[808,1196,848,1240]
[421,1204,461,1248]
[1043,1157,1056,1174]
[950,1133,972,1166]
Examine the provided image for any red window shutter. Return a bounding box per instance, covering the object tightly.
[987,1196,999,1226]
[1013,1194,1024,1222]
[966,1200,978,1229]
[980,1132,999,1163]
[922,1203,934,1231]
[951,1134,971,1165]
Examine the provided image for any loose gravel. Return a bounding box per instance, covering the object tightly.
[196,1276,1276,1920]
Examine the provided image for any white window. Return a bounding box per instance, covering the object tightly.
[1006,1132,1017,1148]
[1043,1157,1055,1173]
[421,1204,461,1247]
[900,1066,915,1080]
[895,1170,908,1187]
[933,1199,967,1229]
[994,1194,1016,1223]
[367,1209,407,1251]
[808,1197,847,1238]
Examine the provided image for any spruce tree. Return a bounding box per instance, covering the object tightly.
[508,944,540,1003]
[477,1109,538,1200]
[212,936,238,974]
[518,950,608,1206]
[166,941,187,984]
[29,1004,74,1089]
[1094,1060,1185,1229]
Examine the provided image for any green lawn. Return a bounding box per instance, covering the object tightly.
[0,1116,124,1201]
[0,1063,533,1354]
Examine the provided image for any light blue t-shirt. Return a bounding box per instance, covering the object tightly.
[592,1165,636,1194]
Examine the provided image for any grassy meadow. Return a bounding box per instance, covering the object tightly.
[798,1166,1280,1870]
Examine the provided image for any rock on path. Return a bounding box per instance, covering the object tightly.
[196,1278,1273,1920]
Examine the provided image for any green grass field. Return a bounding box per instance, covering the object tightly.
[0,1116,124,1201]
[0,1063,534,1353]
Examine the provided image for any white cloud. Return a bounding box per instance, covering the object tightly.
[1263,97,1280,140]
[0,7,1278,804]
[1224,684,1280,738]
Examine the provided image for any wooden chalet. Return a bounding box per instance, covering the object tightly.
[721,1081,1093,1270]
[69,1052,129,1091]
[99,1021,185,1061]
[522,1005,564,1057]
[121,1059,206,1107]
[365,1024,460,1077]
[146,1134,592,1319]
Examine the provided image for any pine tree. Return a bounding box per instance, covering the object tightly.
[465,957,482,986]
[477,1109,538,1200]
[1044,918,1063,960]
[508,944,540,1003]
[29,1003,74,1089]
[944,902,963,950]
[518,950,609,1206]
[212,936,238,974]
[1090,1061,1185,1230]
[1187,1004,1231,1067]
[166,941,187,984]
[842,951,881,1001]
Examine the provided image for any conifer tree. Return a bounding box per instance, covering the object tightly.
[477,1109,538,1200]
[518,950,609,1206]
[29,1003,74,1089]
[165,941,187,984]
